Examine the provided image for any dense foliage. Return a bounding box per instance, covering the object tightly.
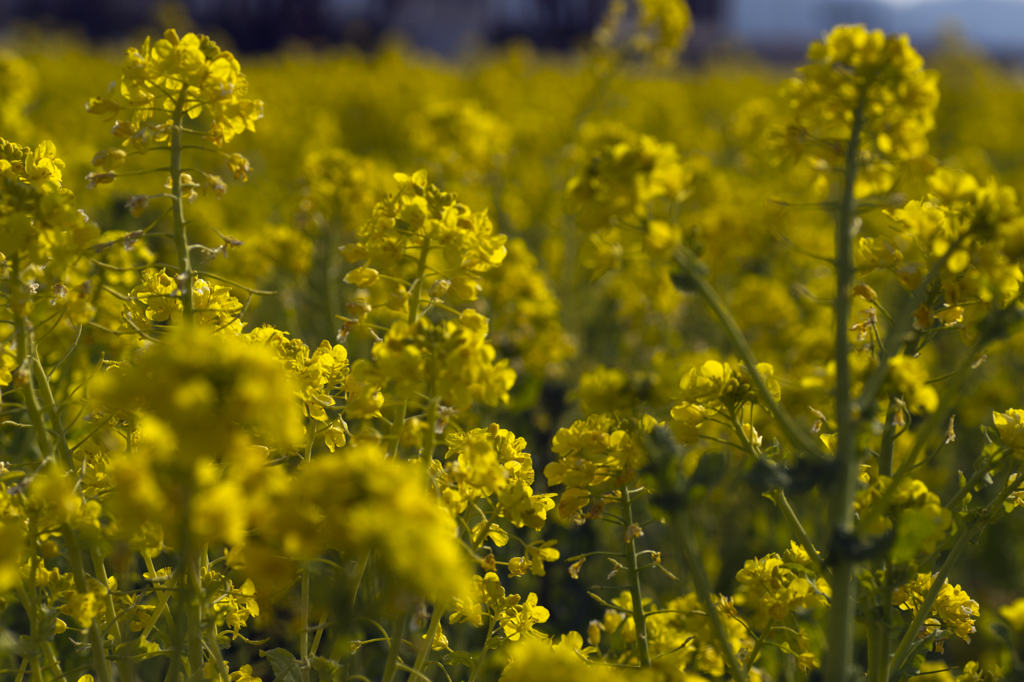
[4,3,1024,681]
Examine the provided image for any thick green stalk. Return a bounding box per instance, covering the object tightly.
[866,622,881,682]
[621,484,651,668]
[824,92,866,682]
[185,560,205,679]
[169,87,195,325]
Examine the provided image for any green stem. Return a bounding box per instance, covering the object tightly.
[15,586,43,682]
[64,528,114,682]
[206,628,232,682]
[300,566,311,682]
[879,398,898,478]
[823,90,866,682]
[945,454,995,510]
[140,577,177,641]
[39,643,62,682]
[408,237,432,325]
[91,548,134,682]
[350,549,371,615]
[170,87,195,325]
[420,397,439,465]
[860,350,979,532]
[867,621,880,682]
[674,508,748,682]
[185,559,205,679]
[621,484,651,668]
[467,616,496,682]
[305,420,316,464]
[744,621,773,674]
[381,611,409,682]
[30,355,74,474]
[769,489,829,578]
[413,600,447,675]
[413,504,502,676]
[874,567,894,682]
[310,612,329,657]
[680,256,825,460]
[391,400,407,458]
[10,255,51,462]
[853,237,964,421]
[888,524,975,675]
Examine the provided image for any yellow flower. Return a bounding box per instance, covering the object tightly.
[993,409,1024,449]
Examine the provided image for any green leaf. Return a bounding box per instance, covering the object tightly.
[262,647,303,682]
[312,656,344,682]
[442,650,475,668]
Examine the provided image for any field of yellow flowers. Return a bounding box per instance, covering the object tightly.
[6,1,1024,680]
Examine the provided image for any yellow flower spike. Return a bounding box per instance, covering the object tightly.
[782,25,938,198]
[735,553,830,627]
[89,29,263,147]
[0,138,97,271]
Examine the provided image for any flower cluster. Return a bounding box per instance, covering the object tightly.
[734,549,831,627]
[545,413,653,522]
[893,573,979,650]
[87,29,263,147]
[781,25,939,197]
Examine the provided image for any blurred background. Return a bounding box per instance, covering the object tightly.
[4,0,1024,677]
[3,0,1024,59]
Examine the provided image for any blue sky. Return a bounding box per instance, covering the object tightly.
[876,0,1024,4]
